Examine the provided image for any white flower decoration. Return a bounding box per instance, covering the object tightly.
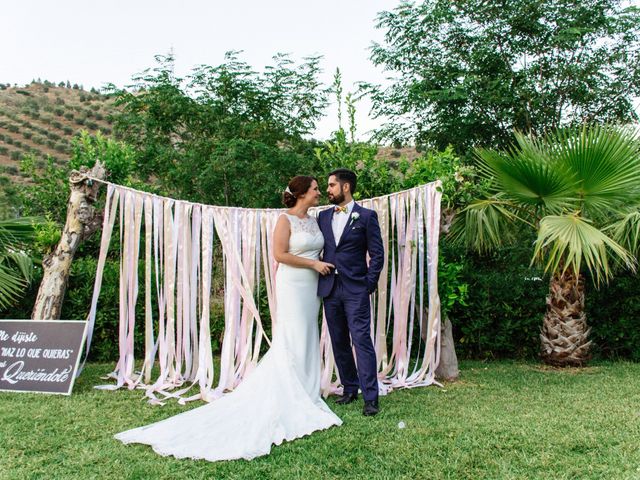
[351,212,360,221]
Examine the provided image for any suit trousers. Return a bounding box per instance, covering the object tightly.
[323,274,378,402]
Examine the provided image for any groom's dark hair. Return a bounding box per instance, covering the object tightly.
[329,168,357,194]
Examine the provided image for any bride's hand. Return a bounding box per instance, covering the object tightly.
[313,261,335,275]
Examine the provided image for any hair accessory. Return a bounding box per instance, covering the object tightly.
[285,186,294,196]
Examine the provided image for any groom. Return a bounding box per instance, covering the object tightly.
[318,168,384,416]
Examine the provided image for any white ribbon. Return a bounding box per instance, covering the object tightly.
[85,179,442,403]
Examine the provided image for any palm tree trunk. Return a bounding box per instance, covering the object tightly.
[540,270,591,366]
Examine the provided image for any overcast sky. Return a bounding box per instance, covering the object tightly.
[2,1,639,140]
[1,0,393,140]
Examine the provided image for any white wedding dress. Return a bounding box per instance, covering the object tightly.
[115,213,342,461]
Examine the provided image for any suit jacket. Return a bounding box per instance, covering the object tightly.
[317,202,384,297]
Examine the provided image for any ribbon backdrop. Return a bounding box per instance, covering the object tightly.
[85,179,442,404]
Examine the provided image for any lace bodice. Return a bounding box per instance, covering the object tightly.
[284,214,320,235]
[282,213,324,260]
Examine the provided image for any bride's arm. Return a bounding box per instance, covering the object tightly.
[273,215,334,275]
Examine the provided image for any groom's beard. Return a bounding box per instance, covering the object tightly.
[328,192,345,205]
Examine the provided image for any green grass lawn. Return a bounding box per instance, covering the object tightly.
[2,360,640,480]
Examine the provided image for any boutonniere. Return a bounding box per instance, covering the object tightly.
[349,211,360,226]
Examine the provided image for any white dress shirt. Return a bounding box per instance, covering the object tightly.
[331,200,355,246]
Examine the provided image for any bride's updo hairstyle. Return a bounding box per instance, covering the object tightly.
[282,175,317,208]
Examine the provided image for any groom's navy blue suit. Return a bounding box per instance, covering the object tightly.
[318,203,384,403]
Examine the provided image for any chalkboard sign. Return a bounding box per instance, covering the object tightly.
[0,320,87,395]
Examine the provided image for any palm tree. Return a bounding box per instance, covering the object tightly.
[0,217,39,310]
[455,125,640,366]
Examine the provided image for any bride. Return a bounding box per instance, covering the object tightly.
[115,176,342,461]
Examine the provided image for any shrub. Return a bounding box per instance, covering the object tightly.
[449,244,548,359]
[586,272,640,360]
[64,112,74,121]
[10,150,21,160]
[25,110,40,120]
[63,126,73,135]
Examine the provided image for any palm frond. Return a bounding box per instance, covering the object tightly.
[0,217,40,251]
[0,262,28,310]
[5,251,34,283]
[533,214,636,285]
[450,197,520,253]
[607,210,640,258]
[475,138,577,213]
[551,125,640,213]
[0,217,43,310]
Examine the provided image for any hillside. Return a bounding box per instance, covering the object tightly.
[0,82,116,184]
[0,82,421,189]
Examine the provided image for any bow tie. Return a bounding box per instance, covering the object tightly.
[334,206,348,214]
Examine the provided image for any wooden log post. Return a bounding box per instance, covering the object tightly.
[31,162,106,320]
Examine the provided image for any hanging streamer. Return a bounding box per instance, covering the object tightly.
[85,179,442,403]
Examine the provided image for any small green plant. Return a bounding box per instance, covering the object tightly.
[33,215,62,254]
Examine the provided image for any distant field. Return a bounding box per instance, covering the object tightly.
[0,82,116,184]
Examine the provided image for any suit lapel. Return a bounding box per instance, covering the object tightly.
[337,202,360,247]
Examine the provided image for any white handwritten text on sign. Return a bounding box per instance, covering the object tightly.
[0,320,87,395]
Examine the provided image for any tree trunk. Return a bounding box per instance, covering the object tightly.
[540,269,591,367]
[31,162,106,320]
[435,314,459,381]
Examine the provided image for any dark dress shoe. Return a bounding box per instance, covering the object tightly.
[363,400,379,416]
[335,392,358,405]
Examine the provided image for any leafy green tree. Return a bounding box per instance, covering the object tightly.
[457,125,640,366]
[18,131,139,223]
[366,0,640,152]
[108,52,329,207]
[314,69,403,199]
